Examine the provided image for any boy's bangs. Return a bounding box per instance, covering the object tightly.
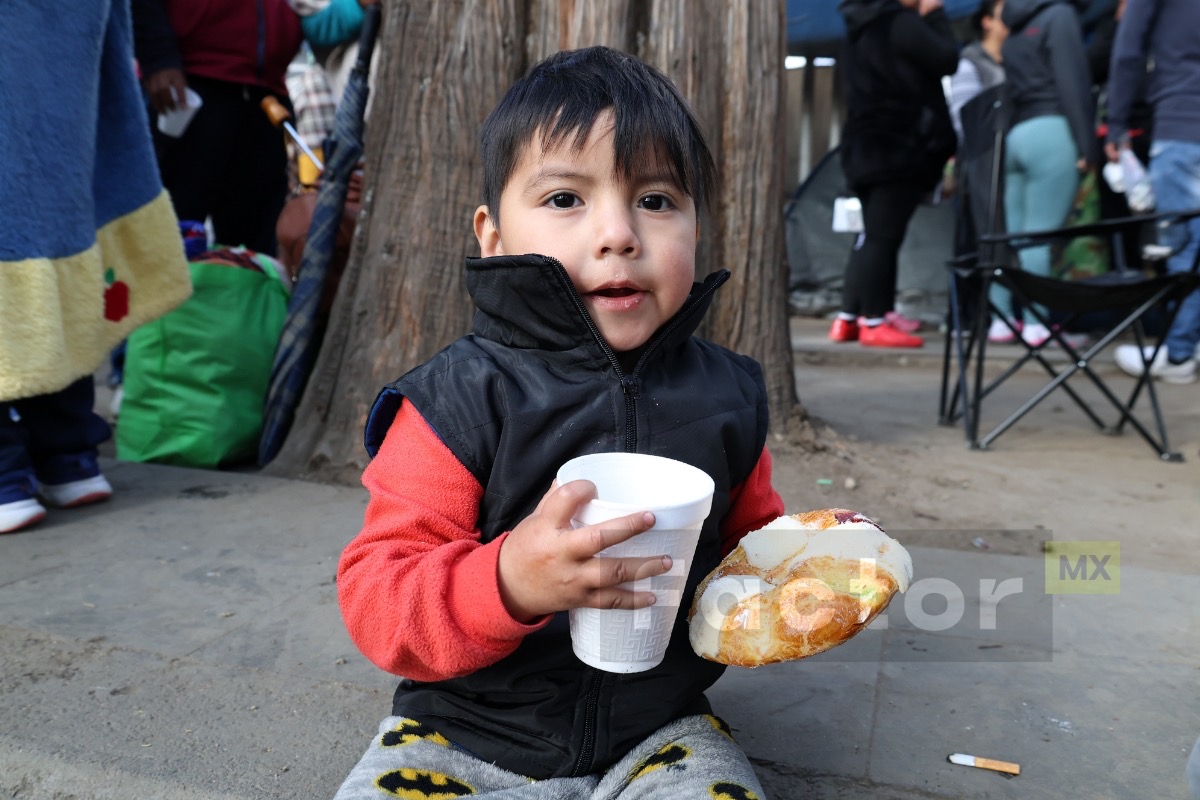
[538,99,700,199]
[481,47,716,218]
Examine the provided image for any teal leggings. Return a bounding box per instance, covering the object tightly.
[991,115,1080,323]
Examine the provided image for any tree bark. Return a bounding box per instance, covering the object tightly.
[641,1,798,422]
[270,0,800,484]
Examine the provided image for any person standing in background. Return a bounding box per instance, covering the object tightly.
[989,0,1093,346]
[132,0,304,255]
[830,0,959,349]
[1107,0,1200,384]
[949,0,1008,143]
[1,0,192,533]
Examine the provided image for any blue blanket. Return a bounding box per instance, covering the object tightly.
[0,0,191,401]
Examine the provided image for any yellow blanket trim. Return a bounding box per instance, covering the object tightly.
[0,190,192,402]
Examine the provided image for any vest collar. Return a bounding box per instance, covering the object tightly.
[464,254,729,372]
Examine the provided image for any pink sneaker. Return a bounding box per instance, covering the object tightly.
[987,318,1021,344]
[884,311,921,333]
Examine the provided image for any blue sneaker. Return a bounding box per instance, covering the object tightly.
[0,473,46,534]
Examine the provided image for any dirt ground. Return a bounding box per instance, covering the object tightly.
[96,330,1198,576]
[768,346,1200,576]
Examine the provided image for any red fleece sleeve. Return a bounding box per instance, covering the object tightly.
[719,447,785,557]
[337,400,549,681]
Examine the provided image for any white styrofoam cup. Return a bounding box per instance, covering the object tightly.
[556,452,715,673]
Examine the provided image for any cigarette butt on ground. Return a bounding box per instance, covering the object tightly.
[948,753,1021,775]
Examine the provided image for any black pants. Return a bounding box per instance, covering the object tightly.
[153,75,290,255]
[840,182,926,318]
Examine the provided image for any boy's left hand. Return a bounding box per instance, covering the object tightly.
[496,480,672,623]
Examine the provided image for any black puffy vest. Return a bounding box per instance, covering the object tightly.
[362,254,770,779]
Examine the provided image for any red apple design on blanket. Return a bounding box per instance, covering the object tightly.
[103,268,129,322]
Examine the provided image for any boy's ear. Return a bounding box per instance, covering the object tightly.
[474,205,503,257]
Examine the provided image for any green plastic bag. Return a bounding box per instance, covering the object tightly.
[116,255,290,468]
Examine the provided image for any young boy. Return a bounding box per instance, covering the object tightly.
[333,46,784,799]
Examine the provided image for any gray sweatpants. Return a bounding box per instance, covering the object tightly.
[332,713,767,799]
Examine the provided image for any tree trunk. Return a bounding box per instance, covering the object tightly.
[270,0,800,484]
[640,1,798,423]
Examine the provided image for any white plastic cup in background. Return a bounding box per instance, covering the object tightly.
[556,452,715,673]
[156,87,203,138]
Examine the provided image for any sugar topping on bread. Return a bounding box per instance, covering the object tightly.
[739,514,912,592]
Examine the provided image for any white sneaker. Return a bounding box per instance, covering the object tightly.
[0,498,47,533]
[1022,322,1051,347]
[39,474,113,508]
[1113,345,1197,384]
[987,318,1019,343]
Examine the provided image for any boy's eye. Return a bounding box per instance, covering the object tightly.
[548,193,579,209]
[638,194,673,212]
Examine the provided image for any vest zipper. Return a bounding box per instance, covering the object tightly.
[620,375,640,452]
[545,257,722,778]
[569,669,604,776]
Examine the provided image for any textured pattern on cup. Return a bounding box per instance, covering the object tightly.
[556,453,715,672]
[569,528,702,672]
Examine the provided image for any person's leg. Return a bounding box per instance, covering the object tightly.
[852,182,924,320]
[838,185,874,320]
[1147,140,1200,363]
[209,87,290,254]
[595,714,766,800]
[14,376,113,506]
[991,126,1027,329]
[845,182,925,347]
[1009,116,1079,327]
[153,76,244,227]
[0,405,44,533]
[332,716,596,799]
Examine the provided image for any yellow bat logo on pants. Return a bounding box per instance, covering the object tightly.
[704,714,736,741]
[630,743,692,780]
[709,782,760,800]
[381,718,451,749]
[375,768,475,798]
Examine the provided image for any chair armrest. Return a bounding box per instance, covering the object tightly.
[980,207,1200,250]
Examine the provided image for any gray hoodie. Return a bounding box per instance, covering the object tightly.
[1001,0,1095,162]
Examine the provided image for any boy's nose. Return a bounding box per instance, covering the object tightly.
[592,202,640,259]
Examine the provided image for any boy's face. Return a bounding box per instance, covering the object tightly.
[475,111,699,353]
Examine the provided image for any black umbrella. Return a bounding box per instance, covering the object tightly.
[259,5,382,466]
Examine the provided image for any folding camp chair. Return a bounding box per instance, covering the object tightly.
[939,210,1200,461]
[936,83,1200,460]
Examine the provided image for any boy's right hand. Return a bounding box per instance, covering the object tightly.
[497,480,672,623]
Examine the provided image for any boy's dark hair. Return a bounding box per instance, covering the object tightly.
[970,0,1002,39]
[479,46,717,227]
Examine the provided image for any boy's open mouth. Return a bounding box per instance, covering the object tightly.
[587,284,646,313]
